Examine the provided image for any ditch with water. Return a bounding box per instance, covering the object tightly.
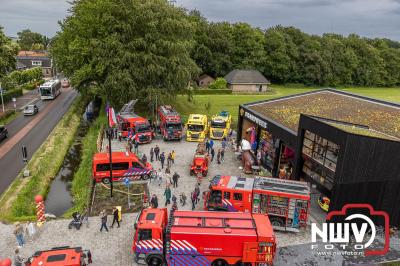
[45,99,101,216]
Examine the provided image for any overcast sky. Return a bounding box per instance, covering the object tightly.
[1,0,400,40]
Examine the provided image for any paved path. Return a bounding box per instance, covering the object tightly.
[0,87,78,194]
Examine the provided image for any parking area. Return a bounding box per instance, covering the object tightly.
[0,137,316,265]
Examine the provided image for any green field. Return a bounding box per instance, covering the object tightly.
[174,86,400,127]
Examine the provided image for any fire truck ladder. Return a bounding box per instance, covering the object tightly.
[119,99,138,115]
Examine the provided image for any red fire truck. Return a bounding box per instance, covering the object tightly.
[117,100,153,143]
[157,105,183,141]
[133,208,276,266]
[204,175,311,232]
[25,246,92,266]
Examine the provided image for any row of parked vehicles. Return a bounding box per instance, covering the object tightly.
[115,101,232,145]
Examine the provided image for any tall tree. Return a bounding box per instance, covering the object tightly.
[17,29,48,50]
[51,0,199,107]
[230,23,266,70]
[0,26,18,78]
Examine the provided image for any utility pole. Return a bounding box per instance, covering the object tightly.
[106,104,114,198]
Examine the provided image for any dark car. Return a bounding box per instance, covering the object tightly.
[23,104,39,116]
[0,125,8,142]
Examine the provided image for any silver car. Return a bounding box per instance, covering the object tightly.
[23,104,39,116]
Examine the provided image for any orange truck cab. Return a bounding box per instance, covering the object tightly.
[92,152,153,184]
[132,208,276,266]
[205,175,311,232]
[25,246,92,266]
[117,114,153,143]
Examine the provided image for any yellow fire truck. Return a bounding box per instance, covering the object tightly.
[186,114,208,142]
[209,111,232,140]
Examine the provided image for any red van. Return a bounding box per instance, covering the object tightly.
[92,152,153,184]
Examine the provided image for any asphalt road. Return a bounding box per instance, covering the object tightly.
[0,87,78,194]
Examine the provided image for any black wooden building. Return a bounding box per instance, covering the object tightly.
[238,89,400,226]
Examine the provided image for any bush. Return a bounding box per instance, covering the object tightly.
[2,88,23,103]
[193,89,232,95]
[0,110,15,121]
[22,82,38,91]
[208,77,227,90]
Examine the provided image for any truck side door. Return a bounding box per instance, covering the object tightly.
[232,192,244,212]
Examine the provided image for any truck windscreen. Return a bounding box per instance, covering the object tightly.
[40,87,52,96]
[166,123,181,130]
[188,124,203,132]
[211,121,226,128]
[136,125,150,133]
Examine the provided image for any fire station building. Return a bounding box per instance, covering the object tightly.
[237,89,400,225]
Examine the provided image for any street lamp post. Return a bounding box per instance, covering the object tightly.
[106,104,114,198]
[108,127,113,198]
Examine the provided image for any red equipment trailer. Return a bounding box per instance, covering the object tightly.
[25,246,92,266]
[132,208,276,266]
[157,105,183,141]
[204,175,311,232]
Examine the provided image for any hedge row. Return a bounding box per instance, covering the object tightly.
[193,89,232,95]
[2,88,23,103]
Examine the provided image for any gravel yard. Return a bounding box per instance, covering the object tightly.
[0,137,313,265]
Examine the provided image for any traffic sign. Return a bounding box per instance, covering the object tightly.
[123,177,131,187]
[12,97,16,102]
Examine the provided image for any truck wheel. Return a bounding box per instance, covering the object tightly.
[270,217,284,227]
[212,259,228,266]
[146,255,163,266]
[142,174,150,180]
[102,178,111,185]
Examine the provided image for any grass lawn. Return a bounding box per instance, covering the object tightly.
[173,86,400,128]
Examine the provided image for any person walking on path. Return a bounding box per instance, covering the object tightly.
[171,150,176,164]
[134,140,139,154]
[194,185,200,204]
[167,153,172,169]
[111,207,120,228]
[14,223,25,247]
[221,148,225,162]
[206,139,210,154]
[150,194,159,208]
[217,149,221,164]
[210,139,214,150]
[172,194,177,205]
[158,169,163,185]
[100,210,109,232]
[180,192,187,206]
[164,186,172,206]
[154,145,160,160]
[14,249,24,266]
[172,172,180,188]
[142,154,147,164]
[150,147,154,162]
[191,192,196,210]
[128,140,133,153]
[160,152,166,169]
[222,138,227,150]
[210,148,215,162]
